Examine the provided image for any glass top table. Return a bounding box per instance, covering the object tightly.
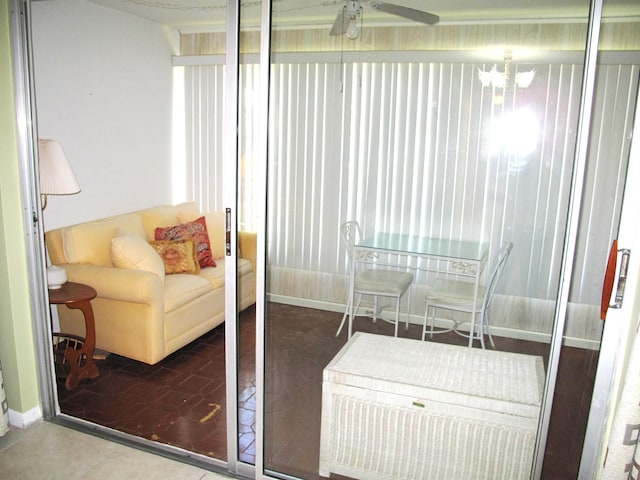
[357,233,488,263]
[352,232,490,347]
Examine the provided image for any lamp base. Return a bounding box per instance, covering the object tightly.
[47,265,67,289]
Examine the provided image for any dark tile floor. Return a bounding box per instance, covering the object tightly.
[56,303,598,479]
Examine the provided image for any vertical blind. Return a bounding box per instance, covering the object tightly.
[182,59,637,316]
[184,65,225,212]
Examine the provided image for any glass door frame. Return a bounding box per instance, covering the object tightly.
[533,0,605,476]
[254,0,272,478]
[12,0,248,476]
[252,0,606,479]
[223,0,255,477]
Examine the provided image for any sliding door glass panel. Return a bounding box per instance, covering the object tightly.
[180,3,236,466]
[32,0,238,467]
[258,0,638,478]
[565,1,640,476]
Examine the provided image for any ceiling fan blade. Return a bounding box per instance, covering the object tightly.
[330,11,348,36]
[371,2,440,25]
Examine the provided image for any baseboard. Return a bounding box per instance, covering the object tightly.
[267,293,601,351]
[8,405,42,428]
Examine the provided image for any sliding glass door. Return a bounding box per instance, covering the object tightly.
[257,0,640,478]
[23,0,639,478]
[29,0,249,474]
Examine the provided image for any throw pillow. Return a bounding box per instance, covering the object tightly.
[150,239,200,274]
[178,210,242,260]
[154,216,216,268]
[110,229,166,283]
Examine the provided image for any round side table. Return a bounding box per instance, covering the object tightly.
[49,282,100,389]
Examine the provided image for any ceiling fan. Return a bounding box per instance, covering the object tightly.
[330,1,439,39]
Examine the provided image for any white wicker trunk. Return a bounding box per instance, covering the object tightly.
[319,332,545,480]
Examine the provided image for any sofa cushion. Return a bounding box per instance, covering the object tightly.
[175,202,200,220]
[62,214,146,266]
[198,258,253,289]
[150,239,200,274]
[110,229,165,284]
[141,202,200,241]
[163,273,212,312]
[154,216,216,268]
[141,206,181,241]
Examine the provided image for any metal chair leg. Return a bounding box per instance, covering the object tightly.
[421,303,430,341]
[430,306,436,338]
[477,312,486,349]
[372,296,379,323]
[393,298,400,337]
[336,295,352,337]
[405,289,411,330]
[484,310,495,348]
[348,294,363,339]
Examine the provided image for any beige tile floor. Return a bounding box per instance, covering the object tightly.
[0,421,233,480]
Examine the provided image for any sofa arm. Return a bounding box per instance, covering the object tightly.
[238,231,257,273]
[60,263,164,305]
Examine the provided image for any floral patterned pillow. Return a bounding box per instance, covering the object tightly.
[149,239,200,274]
[154,216,216,268]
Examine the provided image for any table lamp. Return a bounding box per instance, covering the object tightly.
[38,139,81,288]
[38,139,80,210]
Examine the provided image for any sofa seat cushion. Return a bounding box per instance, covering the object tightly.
[163,274,212,313]
[237,258,253,277]
[198,258,253,289]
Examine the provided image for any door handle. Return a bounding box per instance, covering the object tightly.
[225,208,231,256]
[601,239,631,320]
[611,248,630,310]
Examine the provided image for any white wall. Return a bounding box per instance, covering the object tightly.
[31,0,179,230]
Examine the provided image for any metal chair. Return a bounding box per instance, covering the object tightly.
[422,241,513,348]
[336,221,413,339]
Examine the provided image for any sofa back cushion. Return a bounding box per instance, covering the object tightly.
[62,214,146,266]
[141,202,200,241]
[49,203,202,266]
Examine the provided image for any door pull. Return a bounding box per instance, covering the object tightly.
[610,248,630,311]
[601,241,631,320]
[225,208,231,256]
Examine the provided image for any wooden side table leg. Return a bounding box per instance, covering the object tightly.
[63,300,99,390]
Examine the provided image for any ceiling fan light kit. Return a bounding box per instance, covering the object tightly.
[330,1,439,40]
[330,1,363,38]
[346,19,360,39]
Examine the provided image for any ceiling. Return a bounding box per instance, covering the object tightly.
[87,0,640,32]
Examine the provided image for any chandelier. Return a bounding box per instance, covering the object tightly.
[478,50,536,95]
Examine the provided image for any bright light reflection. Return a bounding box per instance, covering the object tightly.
[489,109,540,159]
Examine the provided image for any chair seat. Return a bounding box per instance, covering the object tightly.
[338,220,414,339]
[428,279,487,310]
[423,241,513,349]
[356,269,414,295]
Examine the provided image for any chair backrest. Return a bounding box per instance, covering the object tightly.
[341,221,365,276]
[482,241,514,311]
[341,221,362,254]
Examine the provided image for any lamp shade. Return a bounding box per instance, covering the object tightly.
[38,139,80,195]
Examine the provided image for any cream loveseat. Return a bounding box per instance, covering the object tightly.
[45,202,256,365]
